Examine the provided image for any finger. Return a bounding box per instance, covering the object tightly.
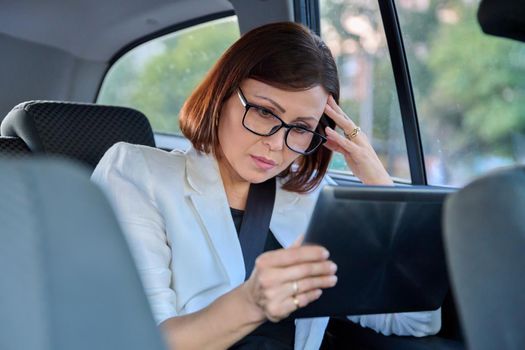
[327,95,347,117]
[272,274,338,302]
[293,289,324,309]
[295,275,338,293]
[291,234,304,248]
[266,260,337,287]
[324,103,357,131]
[325,97,358,129]
[324,98,369,144]
[269,289,324,321]
[325,127,360,154]
[285,260,337,281]
[256,245,329,268]
[324,106,366,147]
[323,138,346,154]
[326,114,367,148]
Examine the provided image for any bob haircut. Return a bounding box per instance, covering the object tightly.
[180,22,339,193]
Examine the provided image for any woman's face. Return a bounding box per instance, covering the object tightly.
[217,78,329,185]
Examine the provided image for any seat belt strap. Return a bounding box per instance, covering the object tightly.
[238,177,276,280]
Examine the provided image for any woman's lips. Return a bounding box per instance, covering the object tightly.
[250,155,277,170]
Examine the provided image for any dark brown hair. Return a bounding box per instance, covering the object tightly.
[180,22,339,193]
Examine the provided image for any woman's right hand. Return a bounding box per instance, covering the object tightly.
[241,242,338,323]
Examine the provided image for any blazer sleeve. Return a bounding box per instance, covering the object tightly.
[347,308,441,336]
[91,142,178,324]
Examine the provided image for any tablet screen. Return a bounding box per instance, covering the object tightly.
[293,185,454,318]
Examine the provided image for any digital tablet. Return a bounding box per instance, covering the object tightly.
[292,185,454,318]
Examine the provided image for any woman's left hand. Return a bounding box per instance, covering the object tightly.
[323,95,393,186]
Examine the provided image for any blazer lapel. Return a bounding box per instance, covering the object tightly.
[184,147,246,287]
[271,178,322,248]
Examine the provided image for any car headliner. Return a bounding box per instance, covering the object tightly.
[0,0,293,118]
[0,0,234,62]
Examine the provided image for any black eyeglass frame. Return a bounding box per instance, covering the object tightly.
[237,88,328,155]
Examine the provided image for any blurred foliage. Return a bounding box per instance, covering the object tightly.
[98,17,240,134]
[398,0,525,185]
[424,6,525,144]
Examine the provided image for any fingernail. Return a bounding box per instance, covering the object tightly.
[330,275,338,285]
[330,262,337,272]
[316,289,323,298]
[322,249,330,258]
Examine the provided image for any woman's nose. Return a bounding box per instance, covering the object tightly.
[262,127,286,151]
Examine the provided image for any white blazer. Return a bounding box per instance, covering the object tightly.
[92,142,441,350]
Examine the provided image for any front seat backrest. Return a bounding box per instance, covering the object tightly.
[0,101,155,168]
[443,166,525,350]
[0,157,166,350]
[0,136,30,158]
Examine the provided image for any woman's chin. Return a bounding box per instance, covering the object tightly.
[242,170,278,184]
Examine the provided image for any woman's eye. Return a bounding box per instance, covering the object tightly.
[256,108,274,118]
[292,125,311,134]
[296,124,313,131]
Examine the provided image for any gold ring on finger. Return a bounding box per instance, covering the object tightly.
[344,126,361,140]
[292,296,300,309]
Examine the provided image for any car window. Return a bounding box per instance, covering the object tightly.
[396,0,525,186]
[97,16,240,136]
[320,0,411,182]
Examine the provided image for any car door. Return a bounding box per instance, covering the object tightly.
[310,0,523,348]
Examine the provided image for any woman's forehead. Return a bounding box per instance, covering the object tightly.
[240,79,329,120]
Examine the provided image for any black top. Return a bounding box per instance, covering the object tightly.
[229,208,295,350]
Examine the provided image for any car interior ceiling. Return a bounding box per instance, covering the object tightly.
[0,0,226,119]
[1,0,524,349]
[0,0,292,119]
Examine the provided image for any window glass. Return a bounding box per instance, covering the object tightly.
[98,16,240,135]
[320,0,411,181]
[396,0,525,186]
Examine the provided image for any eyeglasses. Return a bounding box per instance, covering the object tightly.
[237,88,327,155]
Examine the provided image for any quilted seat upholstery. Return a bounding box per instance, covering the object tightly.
[1,101,155,168]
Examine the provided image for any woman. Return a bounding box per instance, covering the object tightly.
[92,22,440,350]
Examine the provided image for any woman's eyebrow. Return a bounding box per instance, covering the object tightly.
[254,94,286,113]
[292,116,319,124]
[252,94,320,122]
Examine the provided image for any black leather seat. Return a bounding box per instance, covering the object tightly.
[0,157,167,350]
[0,101,155,169]
[0,136,30,157]
[443,166,525,350]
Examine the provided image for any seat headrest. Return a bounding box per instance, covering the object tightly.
[444,165,525,349]
[0,136,30,158]
[0,157,166,350]
[0,101,155,168]
[478,0,525,42]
